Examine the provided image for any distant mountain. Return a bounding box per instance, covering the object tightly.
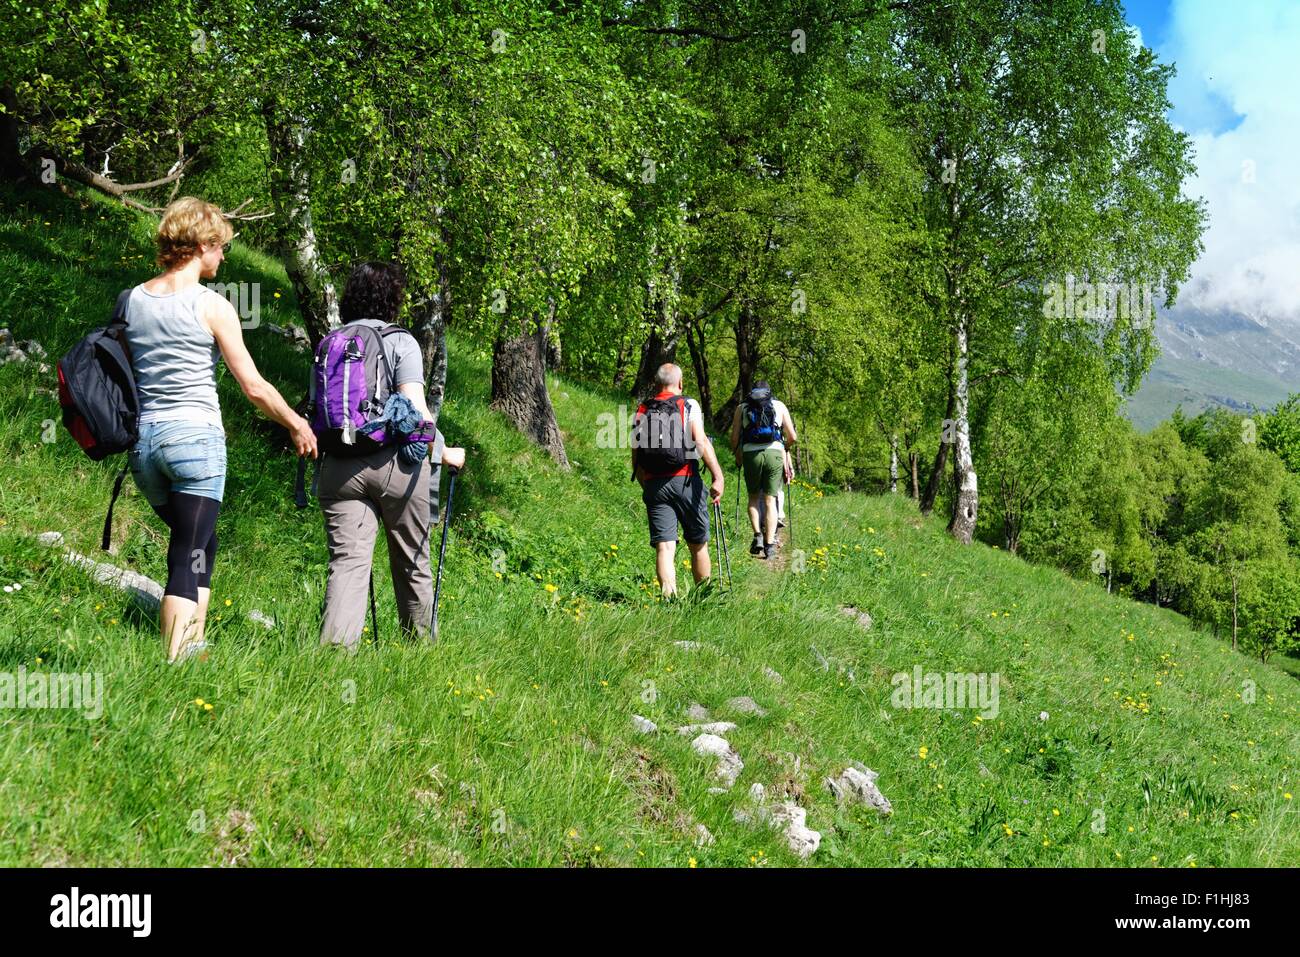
[1122,302,1300,431]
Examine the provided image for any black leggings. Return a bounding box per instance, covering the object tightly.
[150,492,220,601]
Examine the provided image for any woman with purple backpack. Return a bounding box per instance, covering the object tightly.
[312,262,466,648]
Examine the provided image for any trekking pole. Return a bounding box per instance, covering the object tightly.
[431,466,459,642]
[715,500,733,587]
[787,474,794,553]
[368,568,379,641]
[733,464,741,532]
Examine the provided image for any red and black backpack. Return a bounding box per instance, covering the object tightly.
[632,394,692,478]
[55,288,138,548]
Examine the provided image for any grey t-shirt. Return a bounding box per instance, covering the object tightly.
[350,319,424,389]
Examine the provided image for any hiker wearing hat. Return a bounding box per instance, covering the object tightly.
[310,263,465,648]
[730,381,797,560]
[631,363,725,597]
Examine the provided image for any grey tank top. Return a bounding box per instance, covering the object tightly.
[125,283,223,428]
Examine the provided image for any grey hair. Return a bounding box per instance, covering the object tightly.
[654,363,683,388]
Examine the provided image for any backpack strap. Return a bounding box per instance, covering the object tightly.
[377,323,417,392]
[101,463,129,551]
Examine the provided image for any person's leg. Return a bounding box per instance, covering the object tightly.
[655,540,678,596]
[743,450,763,540]
[159,492,221,661]
[191,523,218,647]
[759,448,783,555]
[677,474,711,583]
[378,451,434,639]
[688,540,711,582]
[318,455,382,649]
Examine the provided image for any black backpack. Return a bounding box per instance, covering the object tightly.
[632,395,692,478]
[55,288,137,549]
[741,386,781,445]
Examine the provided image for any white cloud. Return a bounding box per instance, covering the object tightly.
[1161,0,1300,323]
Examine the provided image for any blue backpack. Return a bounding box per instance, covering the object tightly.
[742,387,781,444]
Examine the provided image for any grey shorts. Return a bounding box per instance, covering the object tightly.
[641,472,710,546]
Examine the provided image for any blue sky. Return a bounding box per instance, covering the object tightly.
[1121,0,1300,320]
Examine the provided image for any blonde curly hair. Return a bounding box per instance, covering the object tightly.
[155,197,233,270]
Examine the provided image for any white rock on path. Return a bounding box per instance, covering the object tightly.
[726,696,768,717]
[733,782,771,825]
[675,721,736,736]
[770,802,821,859]
[690,733,743,792]
[825,765,893,815]
[631,715,658,734]
[839,604,873,630]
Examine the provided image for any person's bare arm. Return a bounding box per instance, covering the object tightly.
[397,382,464,469]
[692,417,725,504]
[204,296,316,457]
[729,404,742,457]
[782,406,798,447]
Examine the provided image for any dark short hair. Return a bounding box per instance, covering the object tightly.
[340,262,406,325]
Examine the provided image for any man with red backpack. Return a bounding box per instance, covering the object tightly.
[631,363,725,598]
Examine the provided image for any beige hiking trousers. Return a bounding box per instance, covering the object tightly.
[317,445,434,647]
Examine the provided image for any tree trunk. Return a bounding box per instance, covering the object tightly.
[491,310,570,468]
[889,434,899,493]
[909,451,920,499]
[263,106,339,345]
[947,315,979,543]
[632,275,678,399]
[0,85,26,182]
[632,323,677,399]
[612,333,632,389]
[683,313,713,422]
[715,301,760,432]
[920,372,956,515]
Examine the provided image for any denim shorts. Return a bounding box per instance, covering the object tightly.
[129,420,227,506]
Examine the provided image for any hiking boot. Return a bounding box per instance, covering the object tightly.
[764,543,776,561]
[749,534,764,556]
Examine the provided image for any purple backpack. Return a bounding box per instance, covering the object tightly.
[308,321,413,457]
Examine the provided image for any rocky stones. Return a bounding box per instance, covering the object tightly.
[264,323,310,352]
[725,696,768,718]
[690,733,743,792]
[684,702,711,722]
[733,782,820,859]
[839,604,873,630]
[675,721,737,736]
[763,666,784,685]
[631,715,658,735]
[770,802,821,859]
[0,330,51,372]
[825,765,892,815]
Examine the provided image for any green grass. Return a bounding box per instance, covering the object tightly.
[0,183,1296,867]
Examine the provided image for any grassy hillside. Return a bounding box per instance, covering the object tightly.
[1124,352,1295,432]
[0,185,1296,867]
